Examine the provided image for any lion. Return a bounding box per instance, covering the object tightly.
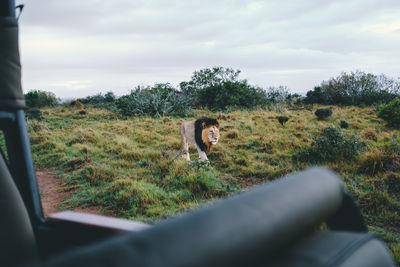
[180,117,220,162]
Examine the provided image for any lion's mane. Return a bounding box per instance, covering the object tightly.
[194,117,219,152]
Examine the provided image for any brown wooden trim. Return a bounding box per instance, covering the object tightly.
[47,211,150,232]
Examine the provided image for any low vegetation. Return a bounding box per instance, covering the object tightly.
[24,68,400,263]
[77,91,116,110]
[25,90,59,108]
[297,125,366,162]
[340,119,349,129]
[378,98,400,128]
[304,70,400,106]
[115,84,192,117]
[315,108,333,120]
[28,105,399,262]
[278,116,289,125]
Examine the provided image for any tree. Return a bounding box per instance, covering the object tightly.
[78,91,116,105]
[304,71,399,105]
[104,91,116,103]
[180,67,242,100]
[24,90,58,108]
[179,67,269,110]
[197,80,267,110]
[266,86,291,103]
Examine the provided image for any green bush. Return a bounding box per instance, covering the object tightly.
[299,126,365,162]
[76,91,117,110]
[377,98,400,128]
[266,86,291,103]
[77,91,116,105]
[25,107,43,121]
[304,71,399,106]
[278,116,289,125]
[116,83,192,117]
[24,90,58,108]
[180,67,242,101]
[340,120,349,129]
[197,81,267,110]
[180,67,270,110]
[315,108,333,120]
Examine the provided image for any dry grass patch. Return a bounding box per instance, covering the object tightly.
[28,106,400,263]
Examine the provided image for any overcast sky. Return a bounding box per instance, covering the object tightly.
[16,0,400,98]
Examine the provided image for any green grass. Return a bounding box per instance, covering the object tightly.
[28,106,399,263]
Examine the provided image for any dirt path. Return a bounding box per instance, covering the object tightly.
[36,170,111,218]
[36,170,259,218]
[236,177,265,188]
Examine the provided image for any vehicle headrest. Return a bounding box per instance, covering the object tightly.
[0,16,25,109]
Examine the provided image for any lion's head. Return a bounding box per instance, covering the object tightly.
[194,117,220,152]
[203,125,219,145]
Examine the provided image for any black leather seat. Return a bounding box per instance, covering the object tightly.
[0,153,38,265]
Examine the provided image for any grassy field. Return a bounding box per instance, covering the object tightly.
[28,105,399,262]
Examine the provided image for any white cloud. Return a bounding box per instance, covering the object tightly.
[364,21,400,34]
[203,41,216,47]
[16,0,400,97]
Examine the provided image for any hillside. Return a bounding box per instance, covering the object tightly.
[28,106,399,262]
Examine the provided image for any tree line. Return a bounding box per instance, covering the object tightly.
[24,67,400,127]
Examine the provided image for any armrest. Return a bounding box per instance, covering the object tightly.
[41,167,352,266]
[47,211,150,233]
[37,211,150,258]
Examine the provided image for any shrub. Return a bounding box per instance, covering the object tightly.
[76,91,117,110]
[385,172,400,195]
[24,90,58,108]
[377,98,400,128]
[266,86,290,103]
[197,81,267,110]
[278,116,289,125]
[181,67,268,110]
[78,91,116,105]
[315,108,333,120]
[25,107,43,121]
[298,126,365,162]
[116,84,192,117]
[180,67,242,101]
[304,71,400,106]
[267,102,287,113]
[388,135,400,156]
[340,120,349,129]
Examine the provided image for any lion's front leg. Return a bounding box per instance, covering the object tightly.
[195,144,208,162]
[181,143,190,161]
[182,147,190,161]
